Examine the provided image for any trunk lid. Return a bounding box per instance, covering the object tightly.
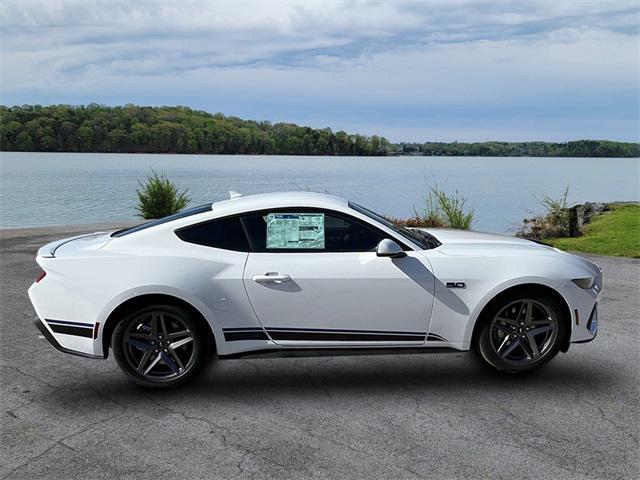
[38,232,113,258]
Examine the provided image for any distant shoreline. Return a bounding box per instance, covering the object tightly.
[2,104,639,158]
[2,151,639,159]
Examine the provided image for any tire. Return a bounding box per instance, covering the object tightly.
[112,304,211,388]
[475,293,567,373]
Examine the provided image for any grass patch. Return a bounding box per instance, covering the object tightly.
[547,204,640,258]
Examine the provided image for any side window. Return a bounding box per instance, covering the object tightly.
[241,210,386,253]
[176,216,250,252]
[264,212,325,249]
[324,213,385,251]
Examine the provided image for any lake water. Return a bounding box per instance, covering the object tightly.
[1,152,638,232]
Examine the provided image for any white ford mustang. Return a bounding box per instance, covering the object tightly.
[29,191,601,388]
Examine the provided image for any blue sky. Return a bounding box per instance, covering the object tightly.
[1,0,638,142]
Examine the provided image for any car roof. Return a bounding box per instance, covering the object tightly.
[110,190,426,250]
[211,191,349,217]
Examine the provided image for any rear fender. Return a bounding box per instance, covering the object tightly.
[97,286,221,357]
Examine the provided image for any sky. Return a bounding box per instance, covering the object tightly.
[1,0,639,142]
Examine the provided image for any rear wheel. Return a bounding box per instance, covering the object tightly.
[476,294,566,372]
[112,305,211,388]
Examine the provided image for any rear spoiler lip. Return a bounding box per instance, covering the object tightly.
[38,232,109,258]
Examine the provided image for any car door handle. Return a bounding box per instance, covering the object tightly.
[252,273,292,283]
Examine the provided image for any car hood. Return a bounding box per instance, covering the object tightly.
[421,228,539,246]
[415,228,557,256]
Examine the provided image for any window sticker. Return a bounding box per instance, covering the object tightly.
[266,213,325,249]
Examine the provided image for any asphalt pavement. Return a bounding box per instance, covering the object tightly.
[1,224,638,479]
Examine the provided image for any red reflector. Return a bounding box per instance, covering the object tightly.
[93,322,100,339]
[35,270,46,283]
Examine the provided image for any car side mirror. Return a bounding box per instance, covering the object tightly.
[376,239,406,258]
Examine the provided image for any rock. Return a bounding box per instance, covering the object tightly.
[582,202,608,224]
[522,201,610,239]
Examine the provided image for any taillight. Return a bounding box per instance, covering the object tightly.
[35,270,46,283]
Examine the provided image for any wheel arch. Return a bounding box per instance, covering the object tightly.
[469,283,572,353]
[101,293,216,358]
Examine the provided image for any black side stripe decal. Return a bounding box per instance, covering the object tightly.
[224,331,269,341]
[222,327,269,342]
[267,327,426,342]
[222,326,427,342]
[427,333,447,342]
[223,327,264,332]
[46,319,94,338]
[267,331,425,342]
[266,327,427,335]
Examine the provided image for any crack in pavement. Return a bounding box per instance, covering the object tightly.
[1,409,127,480]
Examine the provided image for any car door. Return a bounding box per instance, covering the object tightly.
[241,208,435,346]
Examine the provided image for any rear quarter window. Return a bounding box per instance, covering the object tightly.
[176,216,250,252]
[112,205,212,237]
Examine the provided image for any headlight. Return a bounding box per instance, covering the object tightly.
[572,276,595,289]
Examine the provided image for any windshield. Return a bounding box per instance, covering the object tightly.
[348,202,440,250]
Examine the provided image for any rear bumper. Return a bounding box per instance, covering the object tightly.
[34,318,103,359]
[29,277,106,358]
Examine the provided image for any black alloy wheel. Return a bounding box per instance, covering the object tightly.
[112,305,210,388]
[476,294,566,372]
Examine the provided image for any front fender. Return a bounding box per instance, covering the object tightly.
[424,250,591,349]
[460,276,571,349]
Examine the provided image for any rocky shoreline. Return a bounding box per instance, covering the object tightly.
[518,200,638,240]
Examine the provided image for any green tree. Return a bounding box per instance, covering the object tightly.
[1,104,637,157]
[136,170,191,219]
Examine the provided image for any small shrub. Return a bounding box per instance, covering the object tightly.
[136,170,191,219]
[422,191,446,227]
[537,186,570,235]
[518,186,571,239]
[431,186,474,230]
[387,186,473,230]
[386,212,439,228]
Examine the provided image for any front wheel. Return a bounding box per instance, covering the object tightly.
[112,305,211,388]
[475,294,567,372]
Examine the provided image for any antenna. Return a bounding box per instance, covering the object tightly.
[229,191,243,199]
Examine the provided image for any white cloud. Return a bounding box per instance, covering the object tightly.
[1,0,638,141]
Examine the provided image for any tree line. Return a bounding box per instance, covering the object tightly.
[1,104,638,157]
[0,104,392,156]
[396,140,639,158]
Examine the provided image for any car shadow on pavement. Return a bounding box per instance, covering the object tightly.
[47,352,621,405]
[195,357,613,394]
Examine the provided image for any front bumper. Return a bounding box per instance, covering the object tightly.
[556,261,601,344]
[572,304,598,344]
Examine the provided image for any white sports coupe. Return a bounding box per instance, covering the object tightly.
[29,192,601,388]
